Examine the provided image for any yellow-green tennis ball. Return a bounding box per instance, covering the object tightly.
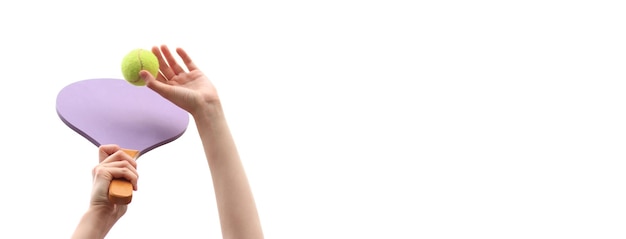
[121,49,159,86]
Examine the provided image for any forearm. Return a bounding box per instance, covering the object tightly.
[71,207,118,239]
[193,102,264,239]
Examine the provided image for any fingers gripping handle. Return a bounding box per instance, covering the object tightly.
[108,149,139,205]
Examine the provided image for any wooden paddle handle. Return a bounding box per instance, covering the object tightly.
[108,149,139,205]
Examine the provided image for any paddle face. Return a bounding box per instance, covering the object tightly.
[56,78,189,156]
[56,78,189,204]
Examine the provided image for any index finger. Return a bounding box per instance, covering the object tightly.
[98,144,121,163]
[101,150,138,169]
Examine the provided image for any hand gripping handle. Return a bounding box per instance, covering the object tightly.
[108,149,139,205]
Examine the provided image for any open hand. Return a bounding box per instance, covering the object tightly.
[140,45,219,117]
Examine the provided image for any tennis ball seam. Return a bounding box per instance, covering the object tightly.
[128,50,144,84]
[138,49,144,73]
[122,48,159,86]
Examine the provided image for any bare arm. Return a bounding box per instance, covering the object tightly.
[72,146,139,239]
[142,45,263,239]
[195,103,264,239]
[71,207,118,239]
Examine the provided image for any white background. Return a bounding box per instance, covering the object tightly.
[0,0,625,238]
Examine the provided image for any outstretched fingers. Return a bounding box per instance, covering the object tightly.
[152,46,175,82]
[176,48,198,71]
[160,45,186,75]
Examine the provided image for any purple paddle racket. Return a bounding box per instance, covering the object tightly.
[56,78,189,204]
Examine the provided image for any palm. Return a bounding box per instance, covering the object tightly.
[90,173,128,218]
[160,70,218,114]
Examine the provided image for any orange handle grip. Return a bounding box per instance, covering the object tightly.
[108,149,139,205]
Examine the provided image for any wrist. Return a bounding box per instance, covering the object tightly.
[86,206,122,227]
[192,100,225,123]
[72,206,121,239]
